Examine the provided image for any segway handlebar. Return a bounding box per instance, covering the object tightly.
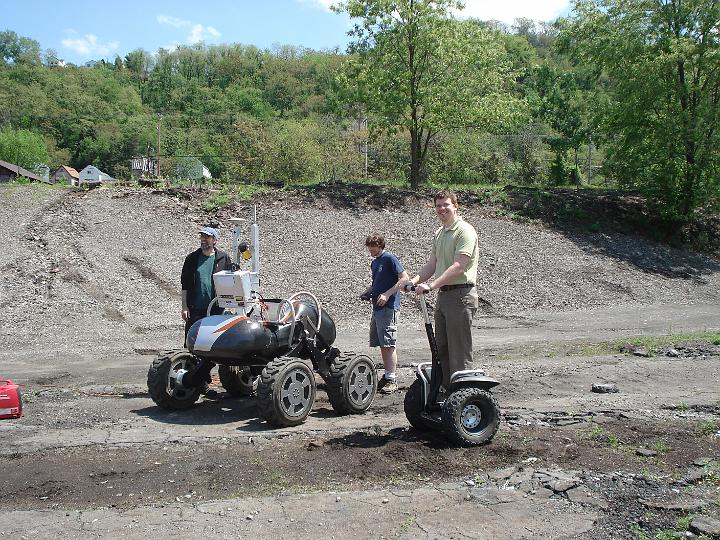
[401,283,431,294]
[402,283,432,325]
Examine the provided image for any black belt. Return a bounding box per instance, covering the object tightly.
[439,283,474,292]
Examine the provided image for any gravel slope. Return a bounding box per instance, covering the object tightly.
[1,184,719,350]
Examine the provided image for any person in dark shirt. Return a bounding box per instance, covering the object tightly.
[180,226,233,342]
[362,234,409,394]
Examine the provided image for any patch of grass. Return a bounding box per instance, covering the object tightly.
[649,515,698,540]
[652,439,670,454]
[700,420,718,436]
[557,331,720,358]
[631,523,650,540]
[703,460,720,486]
[583,424,621,450]
[607,432,620,450]
[393,513,416,538]
[576,341,616,356]
[205,191,229,212]
[639,468,660,482]
[19,388,39,404]
[203,183,269,211]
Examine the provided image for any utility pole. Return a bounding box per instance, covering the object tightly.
[587,135,593,185]
[156,113,162,178]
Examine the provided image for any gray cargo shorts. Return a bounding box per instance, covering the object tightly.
[369,308,398,347]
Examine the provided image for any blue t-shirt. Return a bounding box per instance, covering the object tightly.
[370,251,404,312]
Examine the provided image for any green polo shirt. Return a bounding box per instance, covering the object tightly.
[432,217,479,285]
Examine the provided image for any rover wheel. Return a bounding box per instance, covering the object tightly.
[403,379,439,431]
[147,349,201,410]
[218,365,258,397]
[441,387,500,447]
[326,352,376,415]
[257,357,316,427]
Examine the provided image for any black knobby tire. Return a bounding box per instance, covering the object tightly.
[257,357,316,427]
[404,379,438,432]
[218,365,258,397]
[441,387,500,447]
[326,352,377,415]
[147,349,201,410]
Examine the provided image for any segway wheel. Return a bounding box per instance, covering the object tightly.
[326,352,377,415]
[218,365,258,397]
[404,379,441,432]
[441,387,500,446]
[147,349,202,410]
[257,357,316,427]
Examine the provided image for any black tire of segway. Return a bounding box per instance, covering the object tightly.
[442,387,500,447]
[218,365,258,397]
[257,357,316,427]
[326,352,377,415]
[147,349,201,410]
[404,379,439,432]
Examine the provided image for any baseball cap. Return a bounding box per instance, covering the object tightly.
[199,226,219,239]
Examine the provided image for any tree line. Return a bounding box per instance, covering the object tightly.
[1,0,717,222]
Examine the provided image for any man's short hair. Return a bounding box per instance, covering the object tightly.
[434,190,458,205]
[365,234,386,249]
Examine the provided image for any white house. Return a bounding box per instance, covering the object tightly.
[52,165,80,184]
[78,165,115,187]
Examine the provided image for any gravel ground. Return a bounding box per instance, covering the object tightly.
[1,184,719,351]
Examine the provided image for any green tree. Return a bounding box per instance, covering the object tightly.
[0,30,41,65]
[0,128,50,169]
[334,0,526,189]
[528,64,593,185]
[558,0,720,219]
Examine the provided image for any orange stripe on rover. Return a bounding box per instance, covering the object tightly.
[212,316,248,334]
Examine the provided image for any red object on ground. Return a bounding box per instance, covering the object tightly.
[0,379,22,419]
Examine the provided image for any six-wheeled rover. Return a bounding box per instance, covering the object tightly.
[147,209,377,427]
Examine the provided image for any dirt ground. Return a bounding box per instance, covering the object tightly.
[1,184,719,539]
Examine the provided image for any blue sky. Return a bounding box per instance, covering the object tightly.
[4,0,572,64]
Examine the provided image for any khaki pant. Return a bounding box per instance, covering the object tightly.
[434,287,478,388]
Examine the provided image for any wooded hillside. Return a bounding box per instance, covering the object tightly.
[1,0,718,222]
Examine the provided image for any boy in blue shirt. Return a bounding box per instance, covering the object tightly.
[362,234,409,393]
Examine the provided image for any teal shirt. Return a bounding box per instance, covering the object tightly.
[191,253,216,310]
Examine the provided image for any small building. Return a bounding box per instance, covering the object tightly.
[52,165,80,185]
[78,165,115,187]
[0,159,43,183]
[130,156,158,180]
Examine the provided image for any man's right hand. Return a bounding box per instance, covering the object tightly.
[182,308,190,321]
[415,283,432,295]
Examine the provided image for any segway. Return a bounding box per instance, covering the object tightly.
[403,285,500,446]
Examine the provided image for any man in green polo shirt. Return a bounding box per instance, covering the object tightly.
[403,190,479,389]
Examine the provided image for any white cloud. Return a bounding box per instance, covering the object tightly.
[157,14,222,44]
[188,24,221,44]
[297,0,335,11]
[157,15,192,28]
[302,0,569,21]
[61,32,119,57]
[457,0,570,24]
